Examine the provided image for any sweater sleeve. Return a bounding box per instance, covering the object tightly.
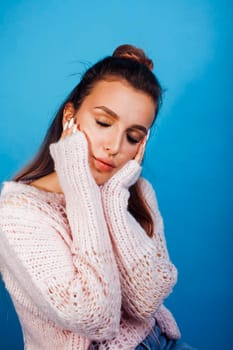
[97,311,155,350]
[97,304,181,350]
[0,132,121,340]
[101,160,177,320]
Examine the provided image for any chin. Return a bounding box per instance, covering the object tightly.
[93,172,112,186]
[95,177,109,186]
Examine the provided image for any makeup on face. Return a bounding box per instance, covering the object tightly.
[71,80,155,185]
[93,106,149,144]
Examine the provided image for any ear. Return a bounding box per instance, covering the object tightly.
[62,102,75,127]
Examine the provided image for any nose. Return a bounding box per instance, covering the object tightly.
[104,130,123,156]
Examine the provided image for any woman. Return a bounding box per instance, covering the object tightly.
[0,45,194,349]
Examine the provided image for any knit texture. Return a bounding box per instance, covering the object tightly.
[0,132,180,349]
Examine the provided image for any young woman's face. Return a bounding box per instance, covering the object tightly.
[72,80,155,185]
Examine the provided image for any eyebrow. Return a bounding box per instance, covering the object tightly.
[94,106,148,134]
[94,106,120,120]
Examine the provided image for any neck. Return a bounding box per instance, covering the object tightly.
[30,172,63,194]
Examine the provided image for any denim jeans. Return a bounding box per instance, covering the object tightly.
[135,323,196,350]
[90,323,196,350]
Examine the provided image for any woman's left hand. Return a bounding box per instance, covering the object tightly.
[101,136,148,190]
[134,136,147,164]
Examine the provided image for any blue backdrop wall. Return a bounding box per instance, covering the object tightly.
[0,1,232,349]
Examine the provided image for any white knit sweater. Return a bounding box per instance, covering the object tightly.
[0,132,180,349]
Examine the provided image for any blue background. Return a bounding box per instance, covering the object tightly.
[0,1,232,349]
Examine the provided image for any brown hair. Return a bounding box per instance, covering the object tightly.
[112,44,154,70]
[14,44,163,237]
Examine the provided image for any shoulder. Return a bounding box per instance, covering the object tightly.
[0,181,64,217]
[1,181,30,206]
[0,182,67,247]
[138,177,159,210]
[138,177,154,194]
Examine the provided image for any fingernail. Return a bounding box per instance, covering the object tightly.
[72,124,77,134]
[146,129,150,141]
[63,121,69,131]
[68,117,74,129]
[142,139,147,149]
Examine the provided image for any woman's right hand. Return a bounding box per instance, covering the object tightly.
[49,117,94,190]
[61,117,78,139]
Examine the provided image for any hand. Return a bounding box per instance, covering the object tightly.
[101,160,141,191]
[60,117,92,163]
[49,117,98,192]
[134,136,147,164]
[61,117,78,139]
[50,115,90,170]
[101,135,147,190]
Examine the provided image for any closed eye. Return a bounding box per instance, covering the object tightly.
[96,120,111,127]
[127,134,141,144]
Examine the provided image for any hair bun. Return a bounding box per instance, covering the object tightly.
[112,44,153,71]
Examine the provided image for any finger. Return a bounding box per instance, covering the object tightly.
[134,137,147,164]
[61,118,78,139]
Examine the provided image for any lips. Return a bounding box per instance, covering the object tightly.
[93,157,116,172]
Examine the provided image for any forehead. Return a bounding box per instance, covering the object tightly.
[83,79,156,127]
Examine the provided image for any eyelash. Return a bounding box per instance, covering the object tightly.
[127,135,140,144]
[96,120,111,127]
[96,120,140,145]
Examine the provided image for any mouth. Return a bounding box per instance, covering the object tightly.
[93,156,116,172]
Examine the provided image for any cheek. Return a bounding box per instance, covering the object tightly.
[83,128,103,154]
[76,119,99,150]
[122,144,139,162]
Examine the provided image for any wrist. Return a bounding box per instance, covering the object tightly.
[50,132,88,169]
[102,160,141,193]
[49,132,97,193]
